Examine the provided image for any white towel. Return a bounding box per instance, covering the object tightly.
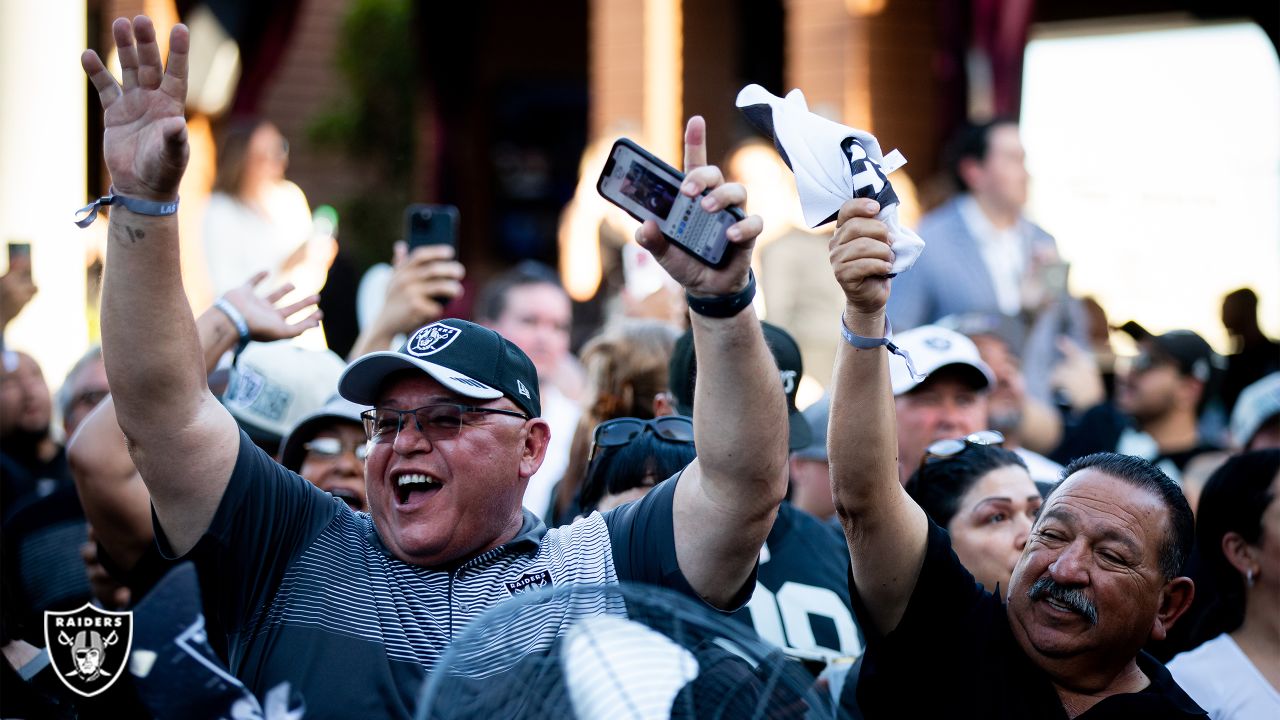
[736,84,925,275]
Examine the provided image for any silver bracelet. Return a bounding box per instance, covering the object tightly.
[839,314,923,380]
[213,298,251,355]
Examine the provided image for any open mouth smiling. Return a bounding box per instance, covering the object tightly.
[395,473,443,506]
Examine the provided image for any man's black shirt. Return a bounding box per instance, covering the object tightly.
[849,520,1206,719]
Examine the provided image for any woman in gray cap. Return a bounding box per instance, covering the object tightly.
[279,395,369,512]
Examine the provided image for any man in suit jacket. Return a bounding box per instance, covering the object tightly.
[888,120,1085,404]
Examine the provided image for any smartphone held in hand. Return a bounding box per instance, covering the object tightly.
[596,139,743,268]
[404,204,459,250]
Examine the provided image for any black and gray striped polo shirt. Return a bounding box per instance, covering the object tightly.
[166,431,730,719]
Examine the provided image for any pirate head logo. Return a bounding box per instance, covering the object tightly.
[841,137,899,208]
[924,336,952,351]
[44,604,133,697]
[407,322,461,357]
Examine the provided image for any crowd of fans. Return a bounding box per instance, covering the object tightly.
[1,14,1278,720]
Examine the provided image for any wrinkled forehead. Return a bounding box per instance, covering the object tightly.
[1039,470,1170,549]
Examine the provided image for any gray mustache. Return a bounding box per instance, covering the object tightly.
[1028,577,1098,626]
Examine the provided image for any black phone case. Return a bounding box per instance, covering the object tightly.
[596,138,743,269]
[404,204,459,250]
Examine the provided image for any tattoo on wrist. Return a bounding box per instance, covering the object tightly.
[123,226,145,244]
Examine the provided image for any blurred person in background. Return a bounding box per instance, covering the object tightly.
[1167,450,1280,718]
[0,248,36,352]
[1052,329,1225,484]
[278,395,369,513]
[2,346,111,646]
[1220,288,1280,418]
[939,312,1064,485]
[0,350,69,509]
[1230,373,1280,452]
[887,119,1086,419]
[552,318,679,524]
[203,117,335,300]
[476,260,583,521]
[885,325,995,483]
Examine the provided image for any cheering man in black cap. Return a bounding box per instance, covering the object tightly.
[80,17,787,717]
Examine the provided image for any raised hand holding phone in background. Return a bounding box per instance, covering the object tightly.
[604,117,763,300]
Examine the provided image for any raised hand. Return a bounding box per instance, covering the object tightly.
[375,242,466,335]
[636,117,763,297]
[0,253,37,330]
[830,199,894,318]
[81,17,189,202]
[222,271,322,342]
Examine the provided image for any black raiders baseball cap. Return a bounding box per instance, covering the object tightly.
[668,321,812,451]
[339,319,541,418]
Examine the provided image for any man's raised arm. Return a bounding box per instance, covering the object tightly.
[82,16,239,555]
[636,117,788,608]
[69,274,321,570]
[828,199,929,636]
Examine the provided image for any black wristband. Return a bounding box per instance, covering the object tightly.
[686,270,756,318]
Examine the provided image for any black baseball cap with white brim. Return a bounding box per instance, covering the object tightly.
[339,319,541,418]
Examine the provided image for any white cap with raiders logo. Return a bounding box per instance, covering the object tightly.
[339,319,541,418]
[889,325,995,396]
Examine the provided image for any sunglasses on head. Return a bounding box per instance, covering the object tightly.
[588,416,695,462]
[923,430,1005,465]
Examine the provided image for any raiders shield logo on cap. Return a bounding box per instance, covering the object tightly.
[44,603,134,697]
[407,322,462,357]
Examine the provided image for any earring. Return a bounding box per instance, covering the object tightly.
[1246,568,1256,588]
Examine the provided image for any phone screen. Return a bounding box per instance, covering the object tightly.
[597,140,741,268]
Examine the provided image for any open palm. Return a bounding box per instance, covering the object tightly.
[82,17,190,201]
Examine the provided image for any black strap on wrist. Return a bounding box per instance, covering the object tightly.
[686,270,756,318]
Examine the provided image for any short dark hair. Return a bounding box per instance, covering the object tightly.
[475,260,566,324]
[906,443,1028,527]
[1053,453,1194,580]
[944,117,1018,193]
[1194,449,1280,630]
[576,430,696,515]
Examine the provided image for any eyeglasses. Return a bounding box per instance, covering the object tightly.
[361,403,530,444]
[303,437,370,461]
[589,416,695,462]
[923,430,1005,464]
[72,389,109,409]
